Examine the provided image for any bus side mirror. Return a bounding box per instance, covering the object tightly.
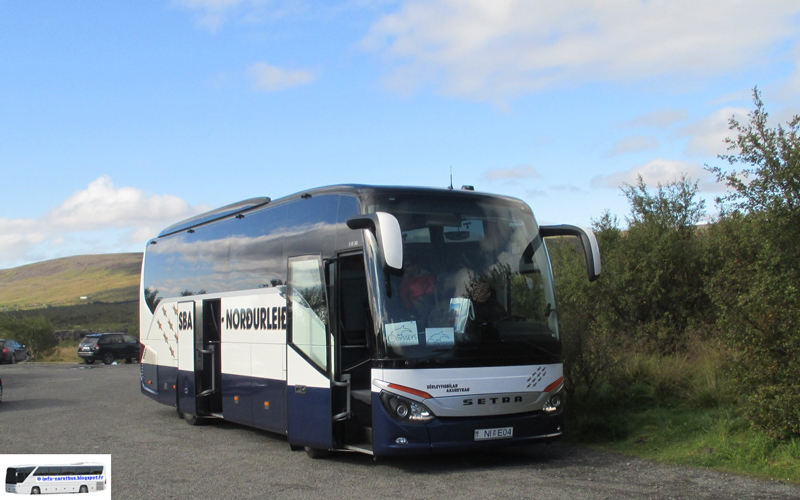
[540,224,602,282]
[346,212,404,271]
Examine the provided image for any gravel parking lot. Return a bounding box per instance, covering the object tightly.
[0,363,798,500]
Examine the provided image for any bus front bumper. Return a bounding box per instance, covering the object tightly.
[372,406,564,456]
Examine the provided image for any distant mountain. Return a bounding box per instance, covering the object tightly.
[0,253,142,310]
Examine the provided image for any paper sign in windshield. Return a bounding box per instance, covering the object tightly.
[449,298,473,333]
[385,321,419,347]
[425,328,455,347]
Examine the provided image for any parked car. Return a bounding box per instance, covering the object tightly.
[0,339,28,364]
[78,333,140,365]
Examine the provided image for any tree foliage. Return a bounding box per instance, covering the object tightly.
[549,88,800,440]
[0,314,58,358]
[706,88,800,439]
[551,174,712,418]
[709,88,800,217]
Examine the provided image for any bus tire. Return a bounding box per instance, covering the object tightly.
[32,486,41,494]
[305,446,330,459]
[184,414,203,426]
[79,485,88,493]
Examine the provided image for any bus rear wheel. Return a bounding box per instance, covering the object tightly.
[79,485,88,493]
[184,414,205,426]
[305,446,330,459]
[31,486,41,494]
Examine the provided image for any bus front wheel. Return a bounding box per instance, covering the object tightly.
[79,485,88,493]
[31,487,41,494]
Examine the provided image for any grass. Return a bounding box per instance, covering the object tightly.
[0,253,141,310]
[36,340,82,363]
[593,406,800,483]
[566,346,800,483]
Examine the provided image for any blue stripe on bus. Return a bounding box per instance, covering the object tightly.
[140,363,179,407]
[177,369,196,416]
[217,373,287,433]
[141,364,288,433]
[251,376,287,433]
[286,385,333,450]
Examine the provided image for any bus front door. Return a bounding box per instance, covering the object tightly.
[286,256,335,452]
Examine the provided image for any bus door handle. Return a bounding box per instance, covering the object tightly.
[196,344,216,397]
[331,375,351,421]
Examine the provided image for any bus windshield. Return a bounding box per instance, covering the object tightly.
[365,192,560,367]
[6,467,34,485]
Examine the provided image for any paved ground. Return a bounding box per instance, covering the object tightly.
[0,363,798,500]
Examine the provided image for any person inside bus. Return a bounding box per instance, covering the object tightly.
[400,255,436,323]
[470,281,505,325]
[459,280,506,343]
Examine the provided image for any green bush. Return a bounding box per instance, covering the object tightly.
[0,314,58,358]
[707,88,800,439]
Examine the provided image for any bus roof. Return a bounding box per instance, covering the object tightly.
[154,184,521,239]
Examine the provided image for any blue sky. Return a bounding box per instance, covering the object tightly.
[1,0,799,269]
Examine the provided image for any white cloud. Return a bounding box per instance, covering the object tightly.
[247,62,316,92]
[174,0,244,31]
[46,176,198,230]
[0,176,207,270]
[779,43,800,100]
[606,135,658,157]
[681,106,749,157]
[362,0,800,103]
[591,158,723,192]
[483,164,539,181]
[622,109,688,129]
[0,218,48,266]
[174,0,309,31]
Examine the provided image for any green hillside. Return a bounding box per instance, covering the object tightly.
[0,253,142,310]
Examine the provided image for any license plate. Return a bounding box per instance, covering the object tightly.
[474,426,513,441]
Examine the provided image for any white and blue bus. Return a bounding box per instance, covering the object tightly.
[5,463,105,494]
[139,185,601,457]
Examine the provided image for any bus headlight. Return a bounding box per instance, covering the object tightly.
[380,392,435,423]
[542,392,562,413]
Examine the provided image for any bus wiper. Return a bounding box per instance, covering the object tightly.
[515,339,558,359]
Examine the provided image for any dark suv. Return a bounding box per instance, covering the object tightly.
[78,333,140,365]
[0,339,28,364]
